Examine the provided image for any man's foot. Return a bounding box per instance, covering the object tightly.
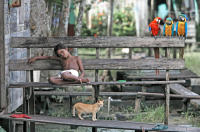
[79,78,90,83]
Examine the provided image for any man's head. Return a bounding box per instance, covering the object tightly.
[54,43,69,58]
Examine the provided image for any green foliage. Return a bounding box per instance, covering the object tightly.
[133,105,164,123]
[184,52,200,76]
[46,0,63,6]
[113,8,136,36]
[181,111,200,127]
[81,7,136,36]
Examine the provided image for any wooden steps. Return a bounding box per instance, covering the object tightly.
[0,114,200,131]
[170,84,200,107]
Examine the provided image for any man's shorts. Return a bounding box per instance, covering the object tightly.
[58,69,79,78]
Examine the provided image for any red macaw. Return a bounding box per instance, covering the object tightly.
[149,17,162,37]
[149,17,162,75]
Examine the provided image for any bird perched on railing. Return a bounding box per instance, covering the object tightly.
[163,17,174,37]
[149,17,162,39]
[149,17,162,75]
[176,14,188,39]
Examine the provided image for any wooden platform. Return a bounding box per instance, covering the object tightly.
[123,70,199,80]
[0,114,200,131]
[8,80,186,88]
[169,84,200,107]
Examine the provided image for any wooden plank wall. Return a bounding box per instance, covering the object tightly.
[0,0,6,109]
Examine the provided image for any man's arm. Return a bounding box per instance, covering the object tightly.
[77,56,85,78]
[28,56,60,64]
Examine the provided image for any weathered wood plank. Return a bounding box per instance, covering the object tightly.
[9,58,185,71]
[8,80,185,88]
[0,0,6,109]
[170,84,200,108]
[126,70,199,79]
[34,91,200,99]
[10,37,185,48]
[1,114,200,131]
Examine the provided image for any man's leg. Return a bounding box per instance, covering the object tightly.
[49,76,78,85]
[61,72,79,81]
[62,72,90,83]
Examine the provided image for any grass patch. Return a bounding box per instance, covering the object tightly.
[184,52,200,76]
[133,105,164,123]
[182,111,200,127]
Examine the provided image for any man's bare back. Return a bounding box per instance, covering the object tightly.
[28,44,89,85]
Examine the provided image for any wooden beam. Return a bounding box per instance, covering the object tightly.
[8,80,186,88]
[0,0,6,109]
[34,91,200,99]
[126,69,199,80]
[165,48,170,125]
[1,114,200,131]
[9,58,185,71]
[10,37,185,48]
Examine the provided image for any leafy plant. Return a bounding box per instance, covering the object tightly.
[133,105,164,123]
[81,7,136,36]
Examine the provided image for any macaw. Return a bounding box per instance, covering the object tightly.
[176,14,188,59]
[163,17,174,37]
[176,14,188,39]
[149,17,162,38]
[149,17,162,75]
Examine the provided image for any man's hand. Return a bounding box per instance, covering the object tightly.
[28,57,37,64]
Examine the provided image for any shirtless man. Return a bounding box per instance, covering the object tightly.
[28,43,90,85]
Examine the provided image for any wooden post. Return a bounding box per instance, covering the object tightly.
[179,48,184,59]
[173,48,177,58]
[69,96,72,113]
[25,48,35,132]
[129,48,132,59]
[29,70,35,132]
[164,48,170,125]
[183,99,189,112]
[23,49,29,132]
[0,0,6,110]
[148,48,152,57]
[134,95,141,113]
[94,48,100,102]
[23,88,28,132]
[92,48,100,132]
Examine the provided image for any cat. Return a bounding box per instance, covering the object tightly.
[72,100,104,121]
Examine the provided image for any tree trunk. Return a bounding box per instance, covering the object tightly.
[30,0,52,96]
[58,0,71,37]
[75,0,85,36]
[73,0,86,56]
